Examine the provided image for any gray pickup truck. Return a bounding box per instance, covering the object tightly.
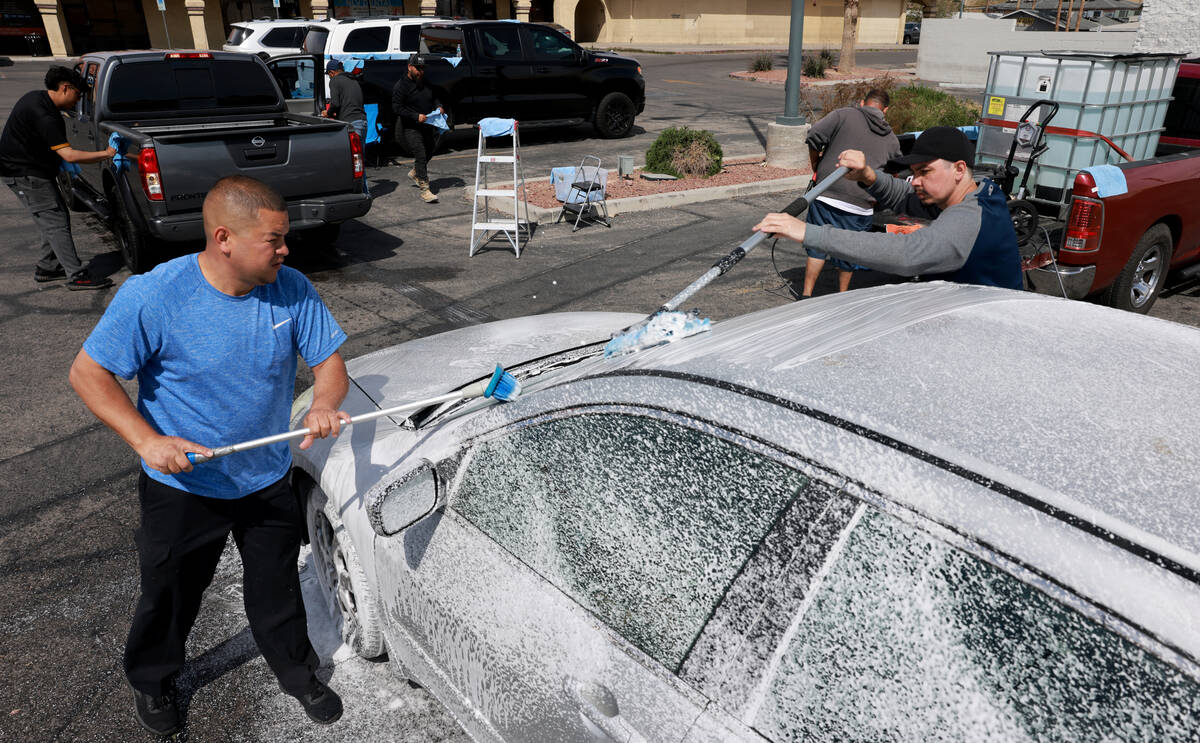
[60,50,372,273]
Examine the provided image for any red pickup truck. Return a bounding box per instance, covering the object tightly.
[1027,59,1200,312]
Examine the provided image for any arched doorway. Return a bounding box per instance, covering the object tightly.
[574,0,604,43]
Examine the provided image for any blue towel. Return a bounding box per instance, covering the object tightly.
[425,109,449,132]
[478,117,516,138]
[59,160,81,179]
[1082,164,1128,198]
[364,104,382,145]
[446,56,463,68]
[108,132,130,172]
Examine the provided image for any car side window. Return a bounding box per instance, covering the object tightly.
[262,27,301,48]
[751,507,1200,742]
[271,58,314,100]
[343,26,390,53]
[524,26,575,62]
[452,412,813,671]
[479,27,522,61]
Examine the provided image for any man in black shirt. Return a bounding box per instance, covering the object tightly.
[322,59,367,141]
[1,67,117,289]
[391,54,443,204]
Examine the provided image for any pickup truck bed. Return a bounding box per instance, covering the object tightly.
[63,50,372,273]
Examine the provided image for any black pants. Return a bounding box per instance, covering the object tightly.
[124,472,317,697]
[400,124,436,181]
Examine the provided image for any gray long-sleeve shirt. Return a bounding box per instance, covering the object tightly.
[328,73,365,124]
[806,105,901,210]
[802,171,1024,289]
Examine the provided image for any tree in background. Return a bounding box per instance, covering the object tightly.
[840,0,860,72]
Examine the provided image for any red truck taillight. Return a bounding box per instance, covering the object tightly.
[349,130,364,180]
[138,147,164,201]
[1063,172,1103,254]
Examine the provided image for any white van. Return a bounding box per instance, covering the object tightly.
[301,16,448,61]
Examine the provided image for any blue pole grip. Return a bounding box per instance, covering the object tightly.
[186,452,198,464]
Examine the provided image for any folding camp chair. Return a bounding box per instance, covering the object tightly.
[555,155,610,231]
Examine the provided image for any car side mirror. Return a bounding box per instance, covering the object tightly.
[367,460,438,536]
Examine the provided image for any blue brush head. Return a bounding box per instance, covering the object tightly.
[483,364,522,401]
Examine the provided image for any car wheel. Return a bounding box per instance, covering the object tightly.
[111,193,156,274]
[594,91,636,139]
[304,484,386,659]
[56,169,86,212]
[1105,224,1173,314]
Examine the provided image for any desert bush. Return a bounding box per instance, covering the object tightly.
[749,53,774,72]
[802,55,826,79]
[819,48,838,68]
[885,85,981,133]
[804,76,898,121]
[644,126,723,179]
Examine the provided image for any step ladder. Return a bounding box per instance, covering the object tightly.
[469,121,532,258]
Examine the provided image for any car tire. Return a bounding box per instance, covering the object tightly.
[111,193,156,274]
[304,484,386,660]
[594,91,636,139]
[56,169,86,212]
[1105,224,1173,314]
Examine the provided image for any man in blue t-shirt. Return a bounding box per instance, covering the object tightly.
[69,176,350,736]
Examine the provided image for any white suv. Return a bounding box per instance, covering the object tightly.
[223,19,311,60]
[301,16,448,59]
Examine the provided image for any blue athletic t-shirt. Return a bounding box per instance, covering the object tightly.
[83,253,346,498]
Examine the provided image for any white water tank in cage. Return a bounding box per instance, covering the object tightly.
[977,50,1183,217]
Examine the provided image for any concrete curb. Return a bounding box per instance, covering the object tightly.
[465,173,811,223]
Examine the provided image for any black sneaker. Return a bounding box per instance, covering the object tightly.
[67,274,114,291]
[34,267,67,282]
[132,688,182,737]
[292,679,343,724]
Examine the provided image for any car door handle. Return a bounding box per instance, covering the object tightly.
[569,679,649,743]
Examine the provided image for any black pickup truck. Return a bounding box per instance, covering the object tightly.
[269,20,644,146]
[61,50,372,273]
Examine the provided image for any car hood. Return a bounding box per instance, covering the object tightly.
[588,50,640,67]
[345,311,644,410]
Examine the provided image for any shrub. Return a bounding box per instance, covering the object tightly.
[804,75,898,121]
[644,126,723,179]
[749,53,773,72]
[885,85,981,134]
[802,55,826,79]
[819,48,837,68]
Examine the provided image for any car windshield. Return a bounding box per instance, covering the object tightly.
[107,58,279,113]
[750,507,1200,742]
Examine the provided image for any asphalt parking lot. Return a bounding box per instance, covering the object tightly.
[2,48,1199,741]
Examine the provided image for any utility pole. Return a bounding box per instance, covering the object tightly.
[766,0,809,168]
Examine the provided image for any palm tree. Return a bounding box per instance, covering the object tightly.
[840,0,860,73]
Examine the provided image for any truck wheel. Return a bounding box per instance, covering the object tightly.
[56,170,86,212]
[1106,224,1173,314]
[594,92,636,138]
[112,195,156,274]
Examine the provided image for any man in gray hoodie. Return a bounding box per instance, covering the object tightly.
[800,89,901,296]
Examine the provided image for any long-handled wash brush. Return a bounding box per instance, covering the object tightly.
[604,165,851,358]
[187,364,521,464]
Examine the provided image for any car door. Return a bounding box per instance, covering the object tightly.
[267,55,320,116]
[514,25,590,120]
[373,407,816,742]
[467,23,526,120]
[64,60,102,188]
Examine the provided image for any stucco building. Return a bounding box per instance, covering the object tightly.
[8,0,908,58]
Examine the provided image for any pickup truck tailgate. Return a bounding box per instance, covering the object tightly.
[138,117,357,214]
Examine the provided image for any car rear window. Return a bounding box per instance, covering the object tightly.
[106,59,279,114]
[1163,74,1200,143]
[226,26,251,46]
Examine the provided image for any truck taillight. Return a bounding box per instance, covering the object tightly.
[1063,172,1102,253]
[348,130,363,179]
[138,147,164,201]
[165,52,212,59]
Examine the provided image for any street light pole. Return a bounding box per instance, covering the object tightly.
[777,0,806,126]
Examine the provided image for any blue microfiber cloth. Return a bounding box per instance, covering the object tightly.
[59,160,81,179]
[478,117,516,138]
[425,109,449,132]
[108,132,130,172]
[1082,164,1128,198]
[446,56,463,68]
